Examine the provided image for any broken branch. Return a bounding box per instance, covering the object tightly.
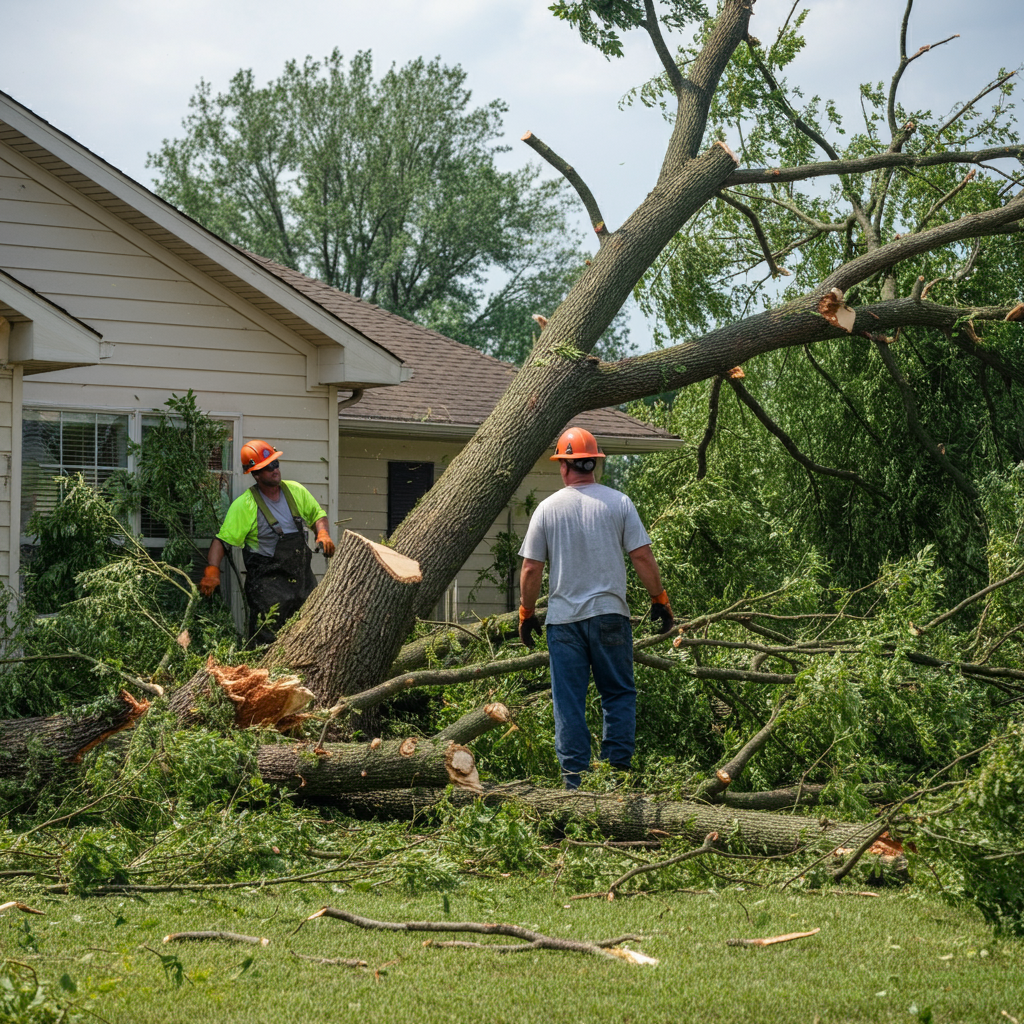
[608,831,721,898]
[726,927,820,948]
[306,907,643,960]
[521,131,609,243]
[163,931,269,946]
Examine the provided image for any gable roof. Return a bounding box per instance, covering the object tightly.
[0,89,406,388]
[244,253,681,454]
[0,267,102,373]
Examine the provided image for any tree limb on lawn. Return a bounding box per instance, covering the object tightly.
[304,906,645,960]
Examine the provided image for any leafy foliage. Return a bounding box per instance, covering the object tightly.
[148,50,620,362]
[0,962,84,1024]
[107,389,231,573]
[625,4,1024,601]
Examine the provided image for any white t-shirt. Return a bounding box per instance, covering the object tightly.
[518,482,651,625]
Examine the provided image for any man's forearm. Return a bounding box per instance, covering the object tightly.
[519,559,544,609]
[206,537,226,567]
[629,545,664,597]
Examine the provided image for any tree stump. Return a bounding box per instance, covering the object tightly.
[263,530,422,706]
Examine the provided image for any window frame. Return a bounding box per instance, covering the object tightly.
[21,402,241,550]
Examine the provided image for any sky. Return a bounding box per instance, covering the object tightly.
[3,0,1021,348]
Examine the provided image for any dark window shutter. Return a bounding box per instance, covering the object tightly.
[387,461,434,536]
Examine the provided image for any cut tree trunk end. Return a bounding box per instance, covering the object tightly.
[0,690,149,781]
[263,530,422,707]
[257,737,482,798]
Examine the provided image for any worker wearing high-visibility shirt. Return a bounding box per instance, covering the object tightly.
[200,440,335,645]
[518,428,672,789]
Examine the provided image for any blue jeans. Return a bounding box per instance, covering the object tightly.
[546,614,635,789]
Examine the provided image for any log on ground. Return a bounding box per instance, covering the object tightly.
[0,690,149,780]
[257,737,482,798]
[332,782,869,855]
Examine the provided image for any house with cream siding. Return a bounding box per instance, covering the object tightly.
[0,89,679,626]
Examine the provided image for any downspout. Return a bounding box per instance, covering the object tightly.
[338,388,365,410]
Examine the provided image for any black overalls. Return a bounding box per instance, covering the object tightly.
[242,483,318,645]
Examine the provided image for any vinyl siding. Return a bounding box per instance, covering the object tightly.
[339,434,564,620]
[0,141,333,528]
[0,368,12,584]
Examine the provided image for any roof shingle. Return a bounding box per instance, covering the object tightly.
[245,251,679,449]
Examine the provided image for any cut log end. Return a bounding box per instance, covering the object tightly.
[1004,302,1024,322]
[351,531,422,583]
[715,139,740,165]
[484,703,511,724]
[445,744,483,795]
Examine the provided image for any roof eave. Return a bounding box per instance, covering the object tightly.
[337,417,682,454]
[0,91,405,387]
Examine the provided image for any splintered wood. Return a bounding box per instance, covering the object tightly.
[727,928,820,948]
[206,656,314,731]
[818,287,856,333]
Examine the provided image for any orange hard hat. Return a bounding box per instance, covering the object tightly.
[240,439,282,474]
[550,427,605,461]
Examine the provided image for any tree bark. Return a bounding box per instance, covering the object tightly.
[0,691,149,780]
[433,703,511,745]
[332,782,867,855]
[262,530,422,706]
[256,737,481,798]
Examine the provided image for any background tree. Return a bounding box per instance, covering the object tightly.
[149,50,631,361]
[624,2,1024,601]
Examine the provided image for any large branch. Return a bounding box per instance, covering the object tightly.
[334,781,867,856]
[582,295,1016,409]
[257,738,482,798]
[0,691,149,781]
[661,0,752,178]
[726,146,1024,186]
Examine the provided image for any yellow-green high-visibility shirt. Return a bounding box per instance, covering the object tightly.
[216,481,326,553]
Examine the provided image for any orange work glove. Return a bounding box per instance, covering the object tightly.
[316,528,335,558]
[199,564,220,597]
[650,589,673,634]
[519,605,542,649]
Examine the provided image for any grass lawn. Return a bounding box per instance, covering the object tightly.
[3,882,1022,1023]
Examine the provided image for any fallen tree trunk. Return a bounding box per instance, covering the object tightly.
[0,690,149,780]
[331,782,869,855]
[256,738,482,798]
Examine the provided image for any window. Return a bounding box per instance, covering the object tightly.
[21,407,235,546]
[21,409,129,524]
[387,461,434,536]
[138,413,233,540]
